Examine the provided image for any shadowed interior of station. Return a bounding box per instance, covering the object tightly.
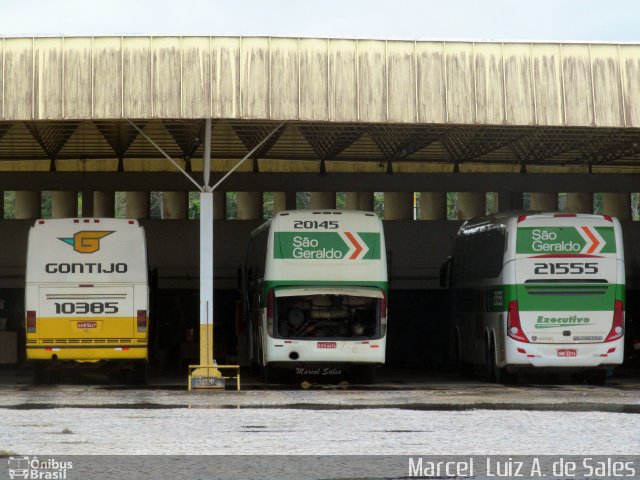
[0,36,639,376]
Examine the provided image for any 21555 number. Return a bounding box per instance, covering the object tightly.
[533,262,599,275]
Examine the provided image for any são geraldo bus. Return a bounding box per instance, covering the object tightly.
[441,213,625,384]
[25,218,149,383]
[243,210,388,383]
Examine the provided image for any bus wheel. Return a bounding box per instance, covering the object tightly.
[264,365,286,385]
[356,365,377,384]
[485,341,498,382]
[496,367,517,384]
[32,364,47,384]
[130,362,148,385]
[586,369,608,386]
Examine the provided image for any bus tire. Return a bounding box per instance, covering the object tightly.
[130,362,148,385]
[496,367,517,384]
[32,363,47,384]
[264,364,286,384]
[485,340,498,383]
[356,365,377,384]
[586,369,608,386]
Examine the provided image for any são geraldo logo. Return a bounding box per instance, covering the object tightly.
[58,231,113,254]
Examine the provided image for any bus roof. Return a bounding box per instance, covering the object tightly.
[459,212,617,235]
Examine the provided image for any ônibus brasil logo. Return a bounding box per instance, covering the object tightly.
[7,456,73,479]
[59,231,114,254]
[516,226,615,255]
[275,232,380,260]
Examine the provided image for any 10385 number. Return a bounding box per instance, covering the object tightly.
[54,302,119,315]
[533,262,598,275]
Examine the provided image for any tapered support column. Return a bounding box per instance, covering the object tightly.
[126,192,149,219]
[93,191,115,218]
[309,192,336,209]
[346,192,374,211]
[52,191,78,218]
[81,191,93,218]
[273,192,286,214]
[15,191,40,219]
[213,192,225,220]
[497,192,523,212]
[384,192,413,220]
[419,192,446,220]
[567,193,593,214]
[237,192,262,220]
[529,193,558,212]
[601,193,630,221]
[457,192,485,220]
[162,191,188,219]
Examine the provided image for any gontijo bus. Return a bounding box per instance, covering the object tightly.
[441,213,624,383]
[243,210,388,382]
[25,218,149,382]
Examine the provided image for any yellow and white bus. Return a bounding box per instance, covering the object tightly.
[441,213,625,384]
[25,218,149,383]
[243,210,388,383]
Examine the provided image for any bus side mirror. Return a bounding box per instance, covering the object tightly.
[440,256,453,288]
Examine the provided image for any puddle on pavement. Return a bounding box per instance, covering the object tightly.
[4,402,640,414]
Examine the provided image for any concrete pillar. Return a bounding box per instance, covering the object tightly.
[384,192,413,220]
[93,191,115,218]
[309,192,335,209]
[346,192,374,211]
[15,191,40,219]
[529,192,558,212]
[601,193,631,221]
[126,191,149,219]
[273,192,287,214]
[162,191,188,219]
[419,192,446,220]
[566,193,593,214]
[237,192,262,220]
[52,191,78,218]
[212,192,226,220]
[457,192,486,220]
[498,192,523,212]
[81,191,93,218]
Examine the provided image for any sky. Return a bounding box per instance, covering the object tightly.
[0,0,638,42]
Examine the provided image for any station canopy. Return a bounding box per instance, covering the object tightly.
[0,36,638,180]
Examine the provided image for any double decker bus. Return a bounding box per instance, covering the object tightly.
[441,213,625,384]
[243,210,388,383]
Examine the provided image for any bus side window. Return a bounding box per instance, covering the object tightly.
[464,230,505,280]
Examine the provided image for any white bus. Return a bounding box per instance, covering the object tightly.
[25,218,149,383]
[441,213,625,384]
[243,210,388,383]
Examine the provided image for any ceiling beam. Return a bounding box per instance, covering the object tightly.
[0,172,639,193]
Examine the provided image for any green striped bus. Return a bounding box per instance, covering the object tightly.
[441,213,624,384]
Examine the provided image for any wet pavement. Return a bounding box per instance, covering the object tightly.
[0,368,639,455]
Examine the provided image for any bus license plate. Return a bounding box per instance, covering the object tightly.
[77,321,97,329]
[317,342,337,349]
[557,349,577,357]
